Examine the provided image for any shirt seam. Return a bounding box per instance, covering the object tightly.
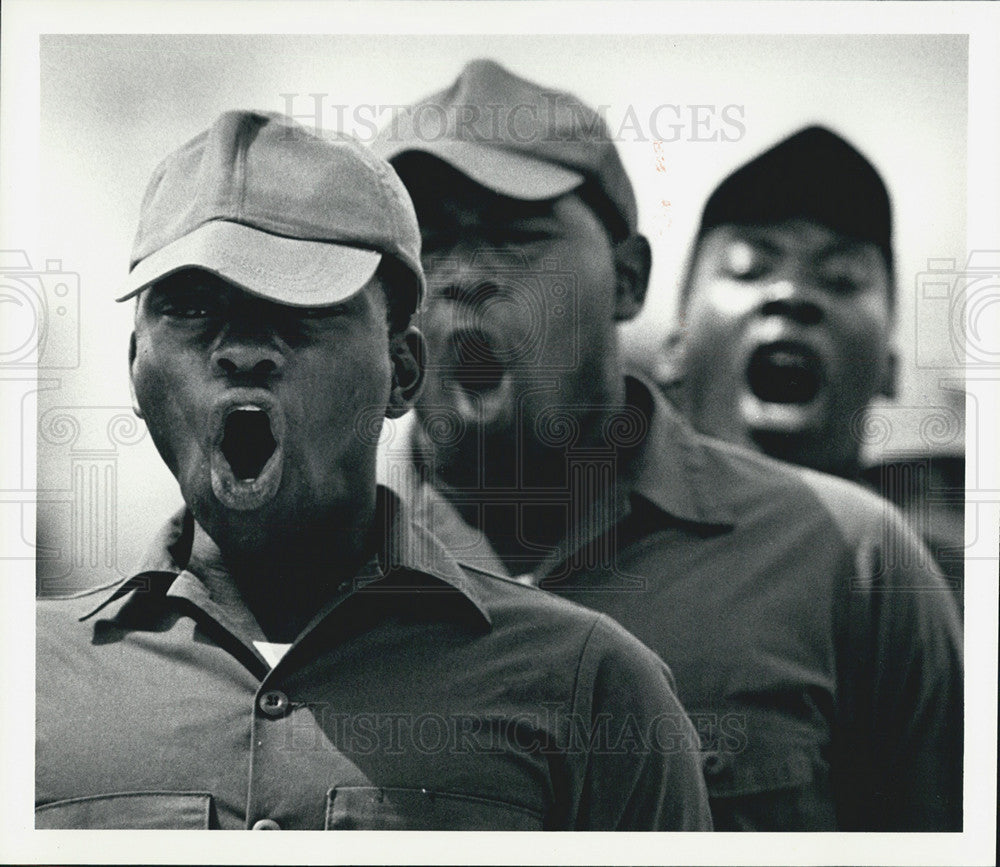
[36,790,213,809]
[568,613,608,733]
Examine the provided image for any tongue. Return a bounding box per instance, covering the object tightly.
[221,410,276,480]
[747,347,822,404]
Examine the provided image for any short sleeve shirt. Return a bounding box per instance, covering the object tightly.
[36,488,712,831]
[390,377,964,831]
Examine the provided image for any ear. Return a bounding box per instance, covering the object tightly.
[878,345,898,399]
[612,233,651,322]
[385,326,426,420]
[128,332,144,419]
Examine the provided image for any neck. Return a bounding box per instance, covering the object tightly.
[417,378,631,576]
[188,494,379,641]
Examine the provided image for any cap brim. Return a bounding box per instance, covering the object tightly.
[116,221,382,307]
[391,140,583,201]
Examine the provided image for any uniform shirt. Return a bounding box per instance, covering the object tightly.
[862,454,965,594]
[36,488,712,831]
[390,377,963,831]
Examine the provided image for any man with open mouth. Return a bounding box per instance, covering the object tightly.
[35,110,712,831]
[663,125,964,587]
[377,61,962,831]
[668,126,898,482]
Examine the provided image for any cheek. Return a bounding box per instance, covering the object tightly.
[131,339,177,422]
[295,343,392,439]
[535,251,616,364]
[831,299,892,356]
[130,341,201,473]
[684,280,754,341]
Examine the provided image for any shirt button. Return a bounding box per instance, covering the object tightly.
[702,751,725,775]
[258,690,290,717]
[251,818,281,830]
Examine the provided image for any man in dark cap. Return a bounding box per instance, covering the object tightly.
[35,110,712,831]
[663,125,963,586]
[377,62,963,831]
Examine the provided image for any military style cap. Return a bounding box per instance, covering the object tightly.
[698,125,893,266]
[374,59,637,239]
[118,110,425,310]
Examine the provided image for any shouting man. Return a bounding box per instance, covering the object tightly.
[377,61,963,831]
[663,125,964,585]
[36,110,711,831]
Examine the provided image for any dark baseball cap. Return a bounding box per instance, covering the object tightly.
[117,110,425,311]
[697,125,893,265]
[373,59,638,239]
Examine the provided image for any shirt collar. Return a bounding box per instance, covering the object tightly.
[622,375,736,529]
[80,487,492,627]
[378,486,493,625]
[78,509,193,621]
[391,376,735,586]
[385,456,513,579]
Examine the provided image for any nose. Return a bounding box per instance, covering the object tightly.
[425,244,513,304]
[211,322,284,382]
[760,280,824,326]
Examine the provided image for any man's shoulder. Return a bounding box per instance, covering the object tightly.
[688,430,953,594]
[456,560,665,663]
[36,581,128,662]
[690,428,895,531]
[638,378,889,535]
[457,559,600,619]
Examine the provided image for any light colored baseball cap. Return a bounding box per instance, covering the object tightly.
[117,110,425,310]
[374,59,638,240]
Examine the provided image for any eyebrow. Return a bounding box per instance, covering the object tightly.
[725,232,782,256]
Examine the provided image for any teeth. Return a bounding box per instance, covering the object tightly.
[746,343,822,405]
[768,351,808,368]
[221,407,277,481]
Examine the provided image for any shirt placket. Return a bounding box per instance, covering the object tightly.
[243,565,383,830]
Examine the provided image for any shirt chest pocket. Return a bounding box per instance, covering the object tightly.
[702,748,836,831]
[35,791,213,829]
[325,786,544,830]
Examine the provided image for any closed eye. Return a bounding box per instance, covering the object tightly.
[156,290,222,319]
[721,240,777,282]
[147,270,226,319]
[496,228,554,244]
[435,282,502,304]
[299,303,349,319]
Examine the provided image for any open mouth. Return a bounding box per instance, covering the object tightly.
[432,329,514,427]
[209,400,284,511]
[745,342,824,405]
[451,330,507,395]
[221,408,277,481]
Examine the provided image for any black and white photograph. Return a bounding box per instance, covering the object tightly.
[1,1,997,864]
